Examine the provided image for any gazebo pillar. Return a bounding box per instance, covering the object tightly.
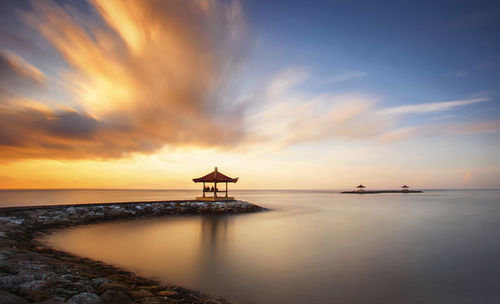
[193,167,238,201]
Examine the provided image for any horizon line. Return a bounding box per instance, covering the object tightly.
[0,188,499,191]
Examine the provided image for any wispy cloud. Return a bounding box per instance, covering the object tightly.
[0,50,46,96]
[0,0,249,160]
[379,127,419,144]
[378,119,500,143]
[377,97,489,115]
[447,120,500,134]
[325,71,367,83]
[446,70,469,77]
[266,66,309,98]
[243,68,388,148]
[0,0,496,162]
[244,68,495,147]
[245,93,384,148]
[0,50,46,84]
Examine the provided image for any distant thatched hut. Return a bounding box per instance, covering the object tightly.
[356,184,366,192]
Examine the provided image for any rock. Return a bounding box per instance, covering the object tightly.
[90,277,108,287]
[0,274,37,289]
[34,246,48,252]
[0,239,17,249]
[104,274,130,282]
[51,287,78,298]
[0,251,7,264]
[0,200,263,304]
[41,297,66,304]
[9,218,24,225]
[60,274,81,282]
[51,281,93,295]
[100,289,133,304]
[136,298,166,304]
[0,291,29,304]
[18,260,53,271]
[18,279,49,292]
[137,285,161,291]
[66,292,102,304]
[95,282,129,294]
[156,290,177,297]
[130,289,154,299]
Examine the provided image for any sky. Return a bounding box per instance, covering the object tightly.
[0,0,499,189]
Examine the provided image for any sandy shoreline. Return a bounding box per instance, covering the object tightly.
[0,200,266,303]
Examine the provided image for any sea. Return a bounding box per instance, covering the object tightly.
[3,189,500,303]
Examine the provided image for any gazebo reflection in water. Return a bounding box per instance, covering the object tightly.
[193,167,239,201]
[195,215,230,287]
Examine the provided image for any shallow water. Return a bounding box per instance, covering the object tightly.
[41,190,500,304]
[0,189,199,207]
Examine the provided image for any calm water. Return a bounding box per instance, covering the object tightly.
[0,189,200,207]
[31,190,500,303]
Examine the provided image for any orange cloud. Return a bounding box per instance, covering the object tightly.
[1,0,497,163]
[0,50,46,98]
[0,0,248,160]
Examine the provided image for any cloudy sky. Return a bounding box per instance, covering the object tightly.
[0,0,499,189]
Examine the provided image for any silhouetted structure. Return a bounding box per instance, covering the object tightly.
[193,167,238,201]
[356,184,366,192]
[341,184,422,194]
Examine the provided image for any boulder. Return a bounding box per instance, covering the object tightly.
[130,289,154,299]
[156,290,177,297]
[66,292,102,304]
[100,289,133,304]
[0,291,29,304]
[41,297,65,304]
[18,279,49,292]
[135,298,165,304]
[90,277,108,287]
[95,282,129,294]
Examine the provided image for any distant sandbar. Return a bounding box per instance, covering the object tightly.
[341,190,423,194]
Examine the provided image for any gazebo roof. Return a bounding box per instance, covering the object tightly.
[356,184,366,188]
[193,167,238,183]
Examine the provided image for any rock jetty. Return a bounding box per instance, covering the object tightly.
[0,200,265,303]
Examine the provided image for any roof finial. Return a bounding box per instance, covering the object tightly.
[215,166,218,172]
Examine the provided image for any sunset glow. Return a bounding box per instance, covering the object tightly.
[0,0,499,189]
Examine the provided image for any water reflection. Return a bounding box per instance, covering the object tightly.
[197,216,229,287]
[42,190,500,304]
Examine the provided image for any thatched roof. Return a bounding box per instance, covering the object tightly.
[193,167,238,183]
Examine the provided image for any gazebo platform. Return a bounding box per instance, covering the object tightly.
[196,196,235,201]
[193,167,239,202]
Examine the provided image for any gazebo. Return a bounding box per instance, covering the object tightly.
[401,185,410,192]
[356,184,366,192]
[193,167,238,201]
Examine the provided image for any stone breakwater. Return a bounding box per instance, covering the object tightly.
[0,200,265,304]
